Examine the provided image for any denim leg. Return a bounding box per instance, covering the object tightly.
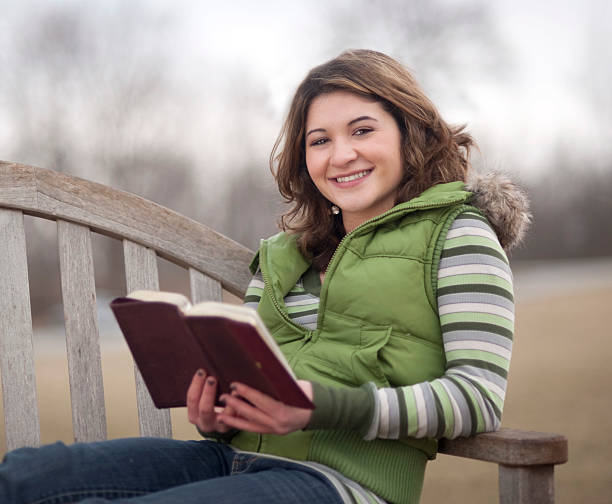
[0,439,344,504]
[0,437,234,504]
[80,453,344,504]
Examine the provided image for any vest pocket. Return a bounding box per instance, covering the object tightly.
[295,356,357,387]
[352,326,392,387]
[291,324,392,388]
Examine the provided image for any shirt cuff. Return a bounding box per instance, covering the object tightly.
[306,381,378,439]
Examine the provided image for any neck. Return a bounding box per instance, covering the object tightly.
[341,214,362,234]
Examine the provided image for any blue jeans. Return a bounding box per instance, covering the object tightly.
[0,437,344,503]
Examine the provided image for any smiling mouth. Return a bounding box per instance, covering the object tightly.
[334,169,372,183]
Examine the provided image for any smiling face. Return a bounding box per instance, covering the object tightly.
[305,91,404,233]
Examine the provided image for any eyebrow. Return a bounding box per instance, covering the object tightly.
[305,115,378,138]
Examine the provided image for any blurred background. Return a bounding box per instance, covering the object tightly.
[0,0,611,502]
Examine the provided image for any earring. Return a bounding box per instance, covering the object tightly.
[331,205,340,215]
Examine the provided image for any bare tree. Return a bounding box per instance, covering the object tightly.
[1,3,180,176]
[0,2,204,311]
[513,151,612,260]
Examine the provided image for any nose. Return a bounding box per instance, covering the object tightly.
[330,138,358,168]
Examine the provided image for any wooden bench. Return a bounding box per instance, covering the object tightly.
[0,161,567,503]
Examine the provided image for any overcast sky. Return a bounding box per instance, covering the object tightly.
[164,0,612,177]
[1,0,610,186]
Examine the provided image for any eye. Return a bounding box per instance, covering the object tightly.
[354,127,372,136]
[309,137,329,147]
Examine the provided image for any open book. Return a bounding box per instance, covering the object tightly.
[110,290,314,410]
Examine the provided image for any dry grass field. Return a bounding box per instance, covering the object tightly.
[1,266,611,503]
[421,285,612,503]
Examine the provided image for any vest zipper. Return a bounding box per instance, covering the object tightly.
[259,262,314,368]
[261,195,469,347]
[317,195,468,328]
[259,259,309,334]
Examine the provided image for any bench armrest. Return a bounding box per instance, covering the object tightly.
[438,427,568,466]
[438,428,568,504]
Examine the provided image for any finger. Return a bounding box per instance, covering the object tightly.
[199,376,218,415]
[228,382,281,413]
[218,404,236,418]
[186,369,206,424]
[194,376,220,432]
[215,404,235,433]
[219,392,275,428]
[217,411,272,434]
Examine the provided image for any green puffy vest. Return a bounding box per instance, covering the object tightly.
[231,182,475,503]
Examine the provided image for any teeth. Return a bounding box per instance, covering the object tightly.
[336,170,370,183]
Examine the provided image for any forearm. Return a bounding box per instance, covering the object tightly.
[307,381,377,438]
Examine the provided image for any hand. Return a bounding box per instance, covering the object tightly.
[216,380,313,436]
[186,370,236,434]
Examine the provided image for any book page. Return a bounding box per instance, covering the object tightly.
[187,301,258,321]
[127,290,192,311]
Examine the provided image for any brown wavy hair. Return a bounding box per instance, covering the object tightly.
[271,49,475,270]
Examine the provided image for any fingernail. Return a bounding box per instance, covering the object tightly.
[218,396,226,405]
[196,369,204,377]
[207,377,216,386]
[229,383,237,391]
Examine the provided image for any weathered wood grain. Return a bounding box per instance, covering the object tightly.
[58,220,107,442]
[438,428,568,466]
[189,268,223,303]
[0,161,253,298]
[499,464,555,504]
[0,163,37,208]
[0,208,41,450]
[123,239,172,438]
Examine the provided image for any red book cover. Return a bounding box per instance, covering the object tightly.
[110,293,314,410]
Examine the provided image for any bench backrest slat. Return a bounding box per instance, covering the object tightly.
[58,219,107,442]
[122,239,172,438]
[189,268,223,303]
[0,208,41,450]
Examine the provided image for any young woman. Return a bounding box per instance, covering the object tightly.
[0,49,530,504]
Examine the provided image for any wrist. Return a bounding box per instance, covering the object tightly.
[306,381,377,437]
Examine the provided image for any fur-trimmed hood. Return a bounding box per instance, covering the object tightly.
[465,171,532,252]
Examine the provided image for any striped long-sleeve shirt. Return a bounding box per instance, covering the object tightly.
[244,210,513,440]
